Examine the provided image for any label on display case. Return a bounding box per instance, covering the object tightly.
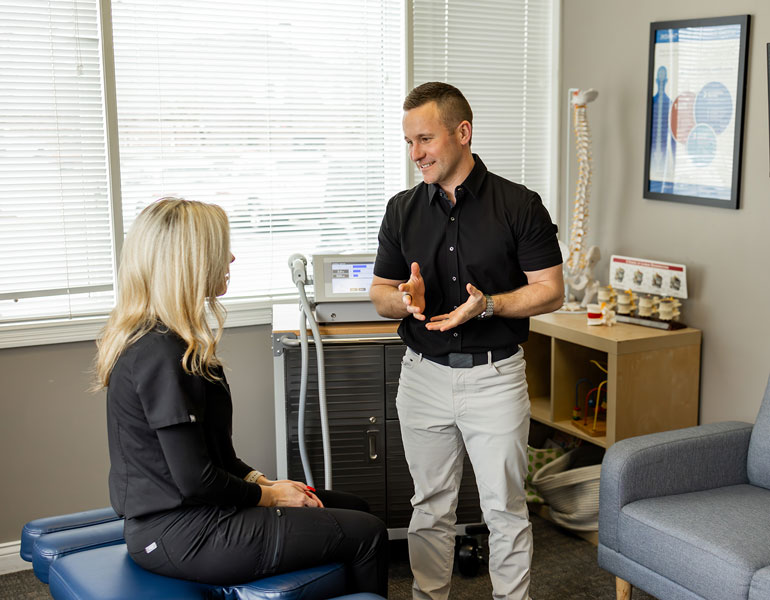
[609,255,688,299]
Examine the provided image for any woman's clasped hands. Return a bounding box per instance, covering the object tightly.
[260,478,323,508]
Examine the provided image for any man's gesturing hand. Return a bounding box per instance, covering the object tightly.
[397,262,427,321]
[425,283,486,331]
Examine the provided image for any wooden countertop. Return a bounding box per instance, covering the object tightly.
[272,303,399,336]
[272,304,701,352]
[530,312,701,354]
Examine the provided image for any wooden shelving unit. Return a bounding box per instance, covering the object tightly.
[525,313,702,448]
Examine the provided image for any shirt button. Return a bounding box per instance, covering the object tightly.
[454,306,458,310]
[453,332,458,337]
[452,276,457,281]
[450,216,455,221]
[449,246,454,252]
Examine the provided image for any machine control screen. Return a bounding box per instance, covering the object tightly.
[312,253,377,303]
[331,262,374,294]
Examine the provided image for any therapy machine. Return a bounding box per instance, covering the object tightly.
[285,252,391,490]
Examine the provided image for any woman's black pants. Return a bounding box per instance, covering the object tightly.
[125,489,388,597]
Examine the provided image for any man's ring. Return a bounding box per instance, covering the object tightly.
[402,292,412,300]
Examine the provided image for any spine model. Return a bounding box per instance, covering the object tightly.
[566,88,598,277]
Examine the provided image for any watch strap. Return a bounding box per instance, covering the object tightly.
[477,294,494,319]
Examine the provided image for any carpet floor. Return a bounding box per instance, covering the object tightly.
[387,514,655,600]
[0,514,656,599]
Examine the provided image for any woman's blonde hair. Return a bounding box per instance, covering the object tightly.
[94,197,231,388]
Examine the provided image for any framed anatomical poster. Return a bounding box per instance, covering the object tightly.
[643,15,750,209]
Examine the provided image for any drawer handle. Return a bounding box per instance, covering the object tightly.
[366,429,378,461]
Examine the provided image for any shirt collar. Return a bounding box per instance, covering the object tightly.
[426,154,487,205]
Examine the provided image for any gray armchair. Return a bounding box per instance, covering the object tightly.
[598,376,770,600]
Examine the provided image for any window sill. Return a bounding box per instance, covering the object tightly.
[0,299,291,350]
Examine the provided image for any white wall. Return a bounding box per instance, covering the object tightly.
[0,325,275,543]
[561,0,770,423]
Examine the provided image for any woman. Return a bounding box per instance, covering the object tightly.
[94,198,388,594]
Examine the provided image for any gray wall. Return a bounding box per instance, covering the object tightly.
[2,0,770,544]
[0,325,275,543]
[561,0,770,423]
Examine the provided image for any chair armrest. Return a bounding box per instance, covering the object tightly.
[599,421,752,550]
[33,519,125,583]
[21,507,120,562]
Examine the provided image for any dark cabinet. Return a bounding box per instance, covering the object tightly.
[284,342,481,528]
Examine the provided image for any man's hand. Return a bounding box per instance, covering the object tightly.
[370,262,428,320]
[426,283,486,331]
[397,262,427,321]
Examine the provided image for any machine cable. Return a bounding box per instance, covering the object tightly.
[288,254,332,490]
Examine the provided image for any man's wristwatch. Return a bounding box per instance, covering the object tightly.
[477,294,494,319]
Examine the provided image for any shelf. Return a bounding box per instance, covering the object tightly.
[553,419,607,448]
[531,312,701,355]
[530,396,551,423]
[527,312,700,447]
[531,393,608,447]
[529,411,608,448]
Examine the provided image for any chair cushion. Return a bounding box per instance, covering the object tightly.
[20,507,120,562]
[48,544,208,600]
[217,562,346,600]
[748,375,770,489]
[48,543,347,600]
[619,484,770,600]
[32,519,125,583]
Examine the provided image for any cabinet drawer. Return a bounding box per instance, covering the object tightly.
[285,345,386,521]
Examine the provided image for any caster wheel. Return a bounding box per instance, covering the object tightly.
[457,535,483,577]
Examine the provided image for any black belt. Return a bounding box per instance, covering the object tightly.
[420,346,519,368]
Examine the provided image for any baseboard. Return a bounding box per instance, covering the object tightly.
[0,541,30,575]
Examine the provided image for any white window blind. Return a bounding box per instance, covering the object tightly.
[0,0,114,324]
[1,0,558,345]
[111,0,405,305]
[412,0,555,211]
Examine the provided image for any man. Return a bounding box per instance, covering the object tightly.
[370,82,563,600]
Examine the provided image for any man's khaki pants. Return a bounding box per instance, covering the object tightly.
[396,347,532,600]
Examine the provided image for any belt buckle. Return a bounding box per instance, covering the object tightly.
[448,352,473,368]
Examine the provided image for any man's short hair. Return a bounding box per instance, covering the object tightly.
[403,82,473,132]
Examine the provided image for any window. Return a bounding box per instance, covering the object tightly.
[0,0,557,348]
[411,0,558,210]
[111,0,405,309]
[0,0,114,327]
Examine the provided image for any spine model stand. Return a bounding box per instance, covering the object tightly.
[564,89,600,309]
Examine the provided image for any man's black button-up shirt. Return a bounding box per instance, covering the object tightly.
[374,155,562,355]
